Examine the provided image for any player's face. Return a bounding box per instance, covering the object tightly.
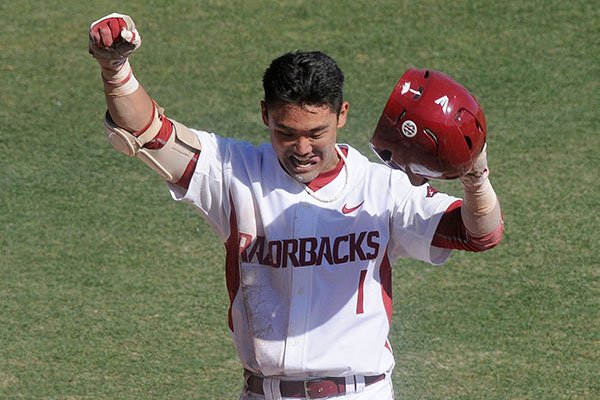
[262,101,349,183]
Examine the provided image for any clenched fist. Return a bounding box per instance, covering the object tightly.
[89,13,142,70]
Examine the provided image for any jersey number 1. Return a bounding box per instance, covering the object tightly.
[356,269,367,314]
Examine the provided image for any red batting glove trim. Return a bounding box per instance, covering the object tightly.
[90,17,127,47]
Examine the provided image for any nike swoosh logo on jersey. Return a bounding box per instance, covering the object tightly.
[342,201,365,214]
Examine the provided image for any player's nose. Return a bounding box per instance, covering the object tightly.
[294,137,312,155]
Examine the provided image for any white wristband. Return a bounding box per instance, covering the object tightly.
[102,60,140,97]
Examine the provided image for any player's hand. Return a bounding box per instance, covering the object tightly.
[460,144,489,188]
[88,13,142,70]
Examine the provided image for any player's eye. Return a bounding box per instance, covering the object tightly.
[311,130,327,140]
[277,130,295,139]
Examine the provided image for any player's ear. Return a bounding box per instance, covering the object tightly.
[260,101,269,126]
[337,101,349,128]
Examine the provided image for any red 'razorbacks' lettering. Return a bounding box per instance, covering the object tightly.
[239,231,380,268]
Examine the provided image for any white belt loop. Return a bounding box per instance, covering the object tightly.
[354,374,366,393]
[344,376,357,394]
[262,377,282,400]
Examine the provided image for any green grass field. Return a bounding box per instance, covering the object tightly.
[1,1,598,398]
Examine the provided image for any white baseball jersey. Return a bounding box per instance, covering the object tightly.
[168,129,458,379]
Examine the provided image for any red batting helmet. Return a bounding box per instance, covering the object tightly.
[370,68,486,184]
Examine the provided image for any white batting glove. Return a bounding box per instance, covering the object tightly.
[88,13,142,71]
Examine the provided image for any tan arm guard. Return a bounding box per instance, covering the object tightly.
[104,105,201,182]
[460,146,502,236]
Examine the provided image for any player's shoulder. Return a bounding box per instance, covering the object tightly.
[343,143,399,192]
[341,144,456,206]
[343,144,398,178]
[206,130,271,155]
[342,143,372,166]
[192,129,275,169]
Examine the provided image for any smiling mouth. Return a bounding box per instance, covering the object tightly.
[289,155,318,171]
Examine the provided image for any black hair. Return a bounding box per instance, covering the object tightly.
[262,51,345,114]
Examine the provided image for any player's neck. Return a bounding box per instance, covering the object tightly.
[306,145,347,192]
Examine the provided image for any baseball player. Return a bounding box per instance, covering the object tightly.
[89,13,503,400]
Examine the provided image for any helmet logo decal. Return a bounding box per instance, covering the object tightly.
[401,120,418,137]
[434,95,450,113]
[401,82,423,99]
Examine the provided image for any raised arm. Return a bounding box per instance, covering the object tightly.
[88,13,201,188]
[432,146,503,251]
[89,13,152,131]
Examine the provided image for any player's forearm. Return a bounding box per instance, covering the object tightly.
[101,62,154,133]
[458,145,503,238]
[89,13,152,133]
[104,81,154,133]
[432,192,502,252]
[432,146,503,251]
[460,177,503,236]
